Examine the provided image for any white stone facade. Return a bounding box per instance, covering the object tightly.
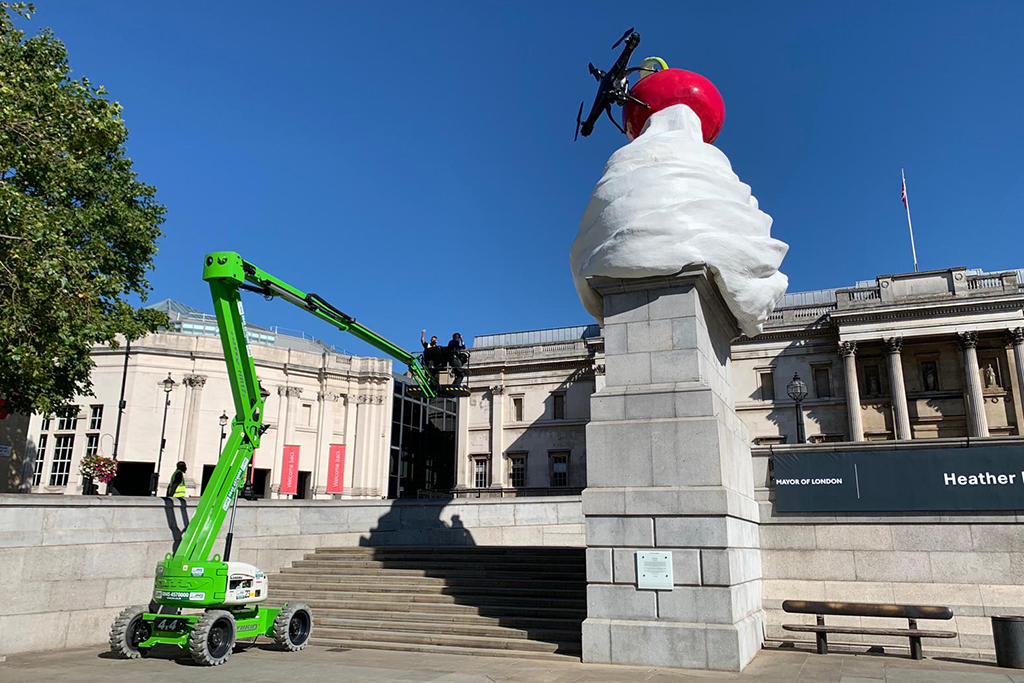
[24,329,394,499]
[468,266,1024,476]
[455,327,603,495]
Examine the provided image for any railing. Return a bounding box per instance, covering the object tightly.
[473,340,591,363]
[844,287,881,302]
[967,275,1003,291]
[762,304,837,328]
[452,486,584,499]
[793,305,835,319]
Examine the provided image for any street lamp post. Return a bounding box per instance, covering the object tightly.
[150,373,177,496]
[218,411,229,456]
[240,384,269,501]
[787,373,808,444]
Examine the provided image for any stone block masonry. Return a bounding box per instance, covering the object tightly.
[0,494,582,657]
[582,268,764,672]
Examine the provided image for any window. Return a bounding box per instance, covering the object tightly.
[57,406,79,431]
[40,416,51,432]
[759,371,775,401]
[509,453,526,488]
[813,367,831,399]
[472,457,490,488]
[33,435,47,487]
[85,433,100,458]
[864,364,882,396]
[920,360,940,392]
[552,393,565,420]
[89,405,103,430]
[550,452,569,488]
[511,395,524,423]
[49,435,75,487]
[301,403,313,426]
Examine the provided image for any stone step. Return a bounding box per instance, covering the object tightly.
[296,558,586,573]
[299,608,582,631]
[276,565,584,581]
[310,637,580,661]
[314,625,578,654]
[314,546,583,556]
[315,616,579,641]
[270,571,585,589]
[268,595,587,619]
[272,588,584,608]
[308,551,584,564]
[270,580,585,598]
[272,544,585,661]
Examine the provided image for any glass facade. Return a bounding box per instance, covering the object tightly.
[388,377,458,499]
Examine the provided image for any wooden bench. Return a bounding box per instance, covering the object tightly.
[782,600,957,660]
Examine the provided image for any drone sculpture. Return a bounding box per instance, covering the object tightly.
[575,28,662,141]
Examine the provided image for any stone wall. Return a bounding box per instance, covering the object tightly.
[0,494,582,657]
[753,448,1022,655]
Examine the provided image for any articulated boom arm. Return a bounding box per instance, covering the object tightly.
[170,251,435,566]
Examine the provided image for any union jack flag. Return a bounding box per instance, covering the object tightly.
[901,176,908,209]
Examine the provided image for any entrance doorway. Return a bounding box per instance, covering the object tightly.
[108,461,154,496]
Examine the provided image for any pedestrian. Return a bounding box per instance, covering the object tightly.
[166,461,187,498]
[447,333,468,387]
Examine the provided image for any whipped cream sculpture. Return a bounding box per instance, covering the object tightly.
[571,103,789,337]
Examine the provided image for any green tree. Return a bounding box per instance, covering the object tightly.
[0,3,167,415]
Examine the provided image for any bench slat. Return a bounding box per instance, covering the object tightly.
[782,624,957,638]
[782,600,953,620]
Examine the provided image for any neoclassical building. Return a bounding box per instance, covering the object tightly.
[16,265,1024,498]
[20,300,399,499]
[456,265,1024,492]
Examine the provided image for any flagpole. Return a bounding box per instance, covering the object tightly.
[902,168,919,273]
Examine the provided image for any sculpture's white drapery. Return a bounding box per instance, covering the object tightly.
[571,104,788,337]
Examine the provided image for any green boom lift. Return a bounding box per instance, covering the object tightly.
[109,251,461,665]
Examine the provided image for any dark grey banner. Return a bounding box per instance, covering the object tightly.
[773,445,1024,512]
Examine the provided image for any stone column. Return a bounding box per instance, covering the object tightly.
[353,393,375,497]
[271,386,301,497]
[582,267,762,672]
[959,331,990,437]
[341,395,356,495]
[838,341,864,442]
[1006,328,1024,433]
[489,385,505,488]
[373,392,391,497]
[455,395,470,490]
[179,374,207,492]
[313,390,339,498]
[884,338,912,440]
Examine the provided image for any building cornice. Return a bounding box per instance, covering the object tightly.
[829,294,1024,326]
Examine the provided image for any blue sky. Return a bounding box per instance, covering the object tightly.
[27,2,1024,357]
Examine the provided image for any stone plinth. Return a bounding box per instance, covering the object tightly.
[581,267,764,672]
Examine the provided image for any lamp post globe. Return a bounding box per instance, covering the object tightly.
[786,373,808,444]
[218,410,229,456]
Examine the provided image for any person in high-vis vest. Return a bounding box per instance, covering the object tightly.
[166,461,188,498]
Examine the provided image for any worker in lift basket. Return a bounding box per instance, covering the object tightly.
[166,461,187,498]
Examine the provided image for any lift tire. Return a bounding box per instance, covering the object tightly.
[109,604,151,659]
[273,603,313,652]
[188,609,236,666]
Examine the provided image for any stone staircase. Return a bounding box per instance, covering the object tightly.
[267,546,586,660]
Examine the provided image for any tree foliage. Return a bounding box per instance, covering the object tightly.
[0,4,167,415]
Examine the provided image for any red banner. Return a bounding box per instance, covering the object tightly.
[326,444,346,494]
[280,445,300,495]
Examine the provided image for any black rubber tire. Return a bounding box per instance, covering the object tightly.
[273,603,313,652]
[109,604,151,659]
[188,609,236,666]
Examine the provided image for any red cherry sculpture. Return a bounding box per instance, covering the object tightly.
[624,69,725,143]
